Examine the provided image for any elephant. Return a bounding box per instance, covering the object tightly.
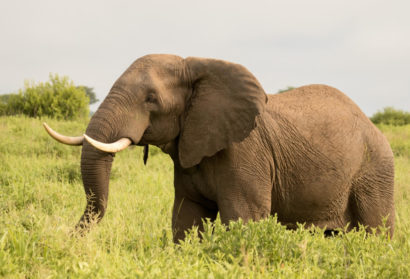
[44,54,395,242]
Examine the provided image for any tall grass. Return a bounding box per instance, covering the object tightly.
[1,116,409,278]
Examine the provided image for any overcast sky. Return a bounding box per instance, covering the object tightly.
[1,0,409,115]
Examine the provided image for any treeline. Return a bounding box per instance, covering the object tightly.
[0,74,98,120]
[370,107,410,126]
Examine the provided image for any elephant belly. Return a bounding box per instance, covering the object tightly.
[271,173,353,229]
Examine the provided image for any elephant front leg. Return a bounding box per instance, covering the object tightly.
[218,198,271,226]
[217,179,272,226]
[172,195,217,243]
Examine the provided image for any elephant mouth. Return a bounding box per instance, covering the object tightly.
[137,127,152,145]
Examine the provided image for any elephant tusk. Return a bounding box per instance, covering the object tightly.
[43,122,84,145]
[83,134,132,153]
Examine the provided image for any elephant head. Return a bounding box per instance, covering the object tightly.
[44,54,267,230]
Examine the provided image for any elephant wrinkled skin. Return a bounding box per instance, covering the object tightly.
[45,54,395,242]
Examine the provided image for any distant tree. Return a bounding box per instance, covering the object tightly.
[370,107,410,126]
[77,86,99,104]
[0,93,14,104]
[277,86,296,94]
[0,74,89,120]
[0,94,10,115]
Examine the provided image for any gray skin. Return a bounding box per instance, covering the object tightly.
[78,54,395,242]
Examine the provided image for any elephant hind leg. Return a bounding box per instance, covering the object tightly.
[348,162,395,237]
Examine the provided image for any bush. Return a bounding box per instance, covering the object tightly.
[1,74,89,120]
[77,85,99,105]
[0,102,6,116]
[277,86,296,93]
[370,107,410,126]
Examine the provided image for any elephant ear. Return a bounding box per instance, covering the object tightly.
[178,57,267,168]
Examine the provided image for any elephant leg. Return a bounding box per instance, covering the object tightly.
[349,163,395,236]
[172,195,217,243]
[218,198,271,226]
[217,180,272,226]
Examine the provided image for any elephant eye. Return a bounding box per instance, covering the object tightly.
[145,92,157,104]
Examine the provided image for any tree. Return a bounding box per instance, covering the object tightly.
[370,107,410,126]
[277,86,296,94]
[0,93,14,104]
[77,86,99,105]
[0,74,89,120]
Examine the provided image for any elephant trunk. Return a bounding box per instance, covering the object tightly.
[77,141,113,229]
[77,91,129,230]
[76,89,149,231]
[77,108,117,229]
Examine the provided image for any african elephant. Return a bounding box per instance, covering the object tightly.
[44,54,395,242]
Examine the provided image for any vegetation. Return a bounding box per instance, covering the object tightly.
[370,107,410,126]
[77,86,99,105]
[0,93,14,104]
[277,86,296,94]
[0,116,409,278]
[0,74,89,120]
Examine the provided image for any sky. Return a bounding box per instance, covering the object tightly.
[1,0,409,115]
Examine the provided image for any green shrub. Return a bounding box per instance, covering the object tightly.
[370,107,410,126]
[77,86,99,105]
[0,102,6,116]
[277,86,296,93]
[1,74,89,120]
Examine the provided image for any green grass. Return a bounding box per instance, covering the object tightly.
[1,116,409,278]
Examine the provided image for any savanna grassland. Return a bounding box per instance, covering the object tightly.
[0,116,409,278]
